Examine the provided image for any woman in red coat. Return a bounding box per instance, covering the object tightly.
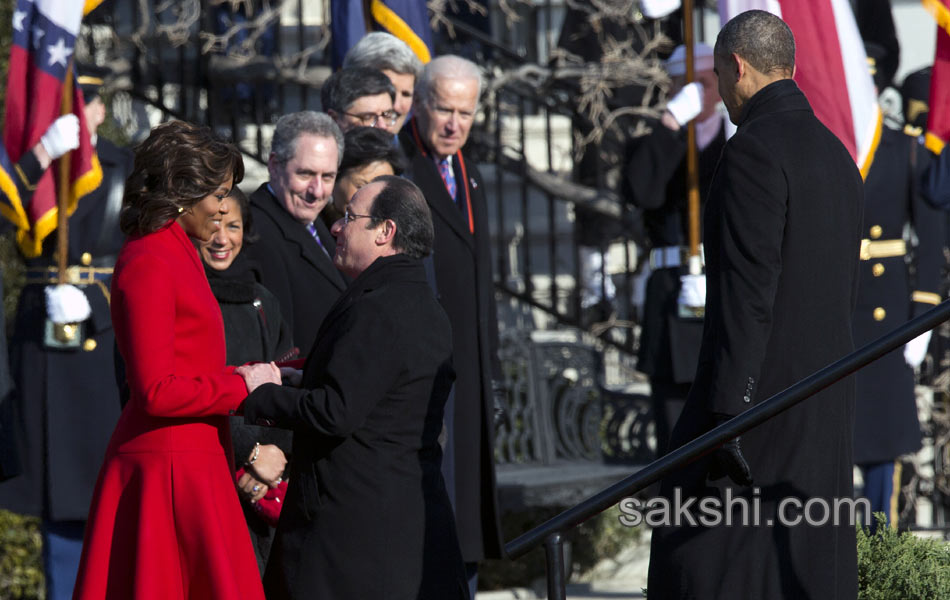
[72,121,279,600]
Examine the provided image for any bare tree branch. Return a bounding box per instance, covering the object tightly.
[428,0,492,39]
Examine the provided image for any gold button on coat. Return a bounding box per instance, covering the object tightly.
[80,252,92,265]
[872,263,884,277]
[83,338,97,351]
[873,307,886,321]
[869,225,883,239]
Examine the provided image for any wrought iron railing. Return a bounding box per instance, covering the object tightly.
[504,301,950,600]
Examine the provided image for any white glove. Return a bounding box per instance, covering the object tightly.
[904,330,932,369]
[641,0,681,19]
[665,82,704,127]
[40,114,80,160]
[678,273,706,308]
[45,284,92,324]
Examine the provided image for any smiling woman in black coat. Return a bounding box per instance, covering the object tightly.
[199,187,296,573]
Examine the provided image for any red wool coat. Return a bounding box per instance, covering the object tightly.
[73,221,264,600]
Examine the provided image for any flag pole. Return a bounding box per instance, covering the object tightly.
[682,0,702,275]
[56,58,74,284]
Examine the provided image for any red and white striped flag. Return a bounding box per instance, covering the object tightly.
[718,0,882,177]
[922,0,950,155]
[3,0,103,258]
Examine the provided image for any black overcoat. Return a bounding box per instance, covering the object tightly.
[242,183,347,355]
[245,254,469,600]
[853,127,943,464]
[0,138,130,520]
[647,80,864,599]
[398,120,505,561]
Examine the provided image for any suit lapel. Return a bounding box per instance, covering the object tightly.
[400,126,475,252]
[425,158,474,250]
[313,218,337,256]
[257,188,346,291]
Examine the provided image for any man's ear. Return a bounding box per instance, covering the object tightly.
[732,52,745,81]
[376,220,397,245]
[267,153,278,179]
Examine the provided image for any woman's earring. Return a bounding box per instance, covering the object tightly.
[177,206,184,214]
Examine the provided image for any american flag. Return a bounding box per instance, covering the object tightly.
[2,0,102,258]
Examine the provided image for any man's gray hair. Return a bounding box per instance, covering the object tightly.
[715,10,795,77]
[270,111,345,167]
[343,32,423,80]
[416,55,483,106]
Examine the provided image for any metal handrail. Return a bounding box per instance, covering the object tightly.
[505,299,950,599]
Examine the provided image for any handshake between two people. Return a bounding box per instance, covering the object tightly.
[232,361,301,510]
[235,362,303,394]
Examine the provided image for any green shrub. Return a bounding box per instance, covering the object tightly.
[0,509,44,599]
[857,514,950,600]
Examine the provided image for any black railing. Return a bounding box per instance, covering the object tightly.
[505,301,950,600]
[84,0,331,159]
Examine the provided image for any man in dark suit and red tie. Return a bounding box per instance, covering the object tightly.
[398,54,505,597]
[243,111,348,354]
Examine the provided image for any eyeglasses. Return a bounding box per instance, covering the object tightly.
[343,207,375,225]
[342,109,399,128]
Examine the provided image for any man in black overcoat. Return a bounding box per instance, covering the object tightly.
[647,11,864,598]
[0,71,130,600]
[240,176,469,599]
[242,111,348,354]
[397,55,505,591]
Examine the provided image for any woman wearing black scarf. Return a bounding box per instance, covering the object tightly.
[200,187,295,574]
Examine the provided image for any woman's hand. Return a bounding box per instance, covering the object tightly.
[248,443,287,487]
[236,361,281,394]
[237,470,269,503]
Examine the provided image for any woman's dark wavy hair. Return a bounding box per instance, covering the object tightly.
[120,120,244,236]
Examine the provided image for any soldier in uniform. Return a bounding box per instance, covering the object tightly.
[0,66,132,600]
[0,115,79,482]
[852,59,945,530]
[623,44,727,454]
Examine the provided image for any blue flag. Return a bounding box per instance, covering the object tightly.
[331,0,432,69]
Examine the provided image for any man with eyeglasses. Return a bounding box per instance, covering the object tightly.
[398,54,505,597]
[321,66,398,134]
[343,32,423,133]
[240,175,469,599]
[242,111,348,354]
